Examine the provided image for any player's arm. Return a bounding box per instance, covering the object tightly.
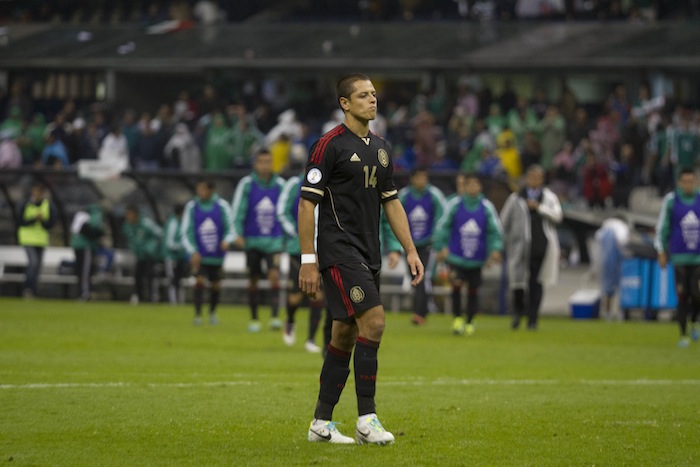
[230,176,250,248]
[219,199,235,250]
[383,198,424,286]
[484,199,504,266]
[655,192,674,268]
[298,197,319,296]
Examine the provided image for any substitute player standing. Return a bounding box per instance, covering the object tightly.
[299,73,424,445]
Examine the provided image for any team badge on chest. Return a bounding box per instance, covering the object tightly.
[377,149,389,168]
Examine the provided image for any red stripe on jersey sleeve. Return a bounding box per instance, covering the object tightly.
[311,125,345,165]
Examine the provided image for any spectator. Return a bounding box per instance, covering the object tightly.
[538,104,567,171]
[269,133,291,173]
[164,123,201,172]
[0,130,22,168]
[229,112,264,169]
[611,143,635,208]
[507,96,539,149]
[411,110,443,169]
[17,183,57,299]
[567,107,593,148]
[65,118,94,163]
[99,124,130,173]
[495,129,521,180]
[477,143,505,179]
[0,106,24,138]
[173,90,198,125]
[204,112,233,170]
[519,130,542,173]
[122,205,163,305]
[135,119,162,169]
[501,165,563,330]
[485,103,506,138]
[17,113,46,165]
[41,130,70,168]
[121,111,140,167]
[669,111,700,179]
[550,140,578,204]
[581,150,612,209]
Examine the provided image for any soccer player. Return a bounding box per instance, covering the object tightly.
[181,179,234,325]
[655,168,700,347]
[231,149,286,332]
[434,173,503,335]
[277,173,323,353]
[122,205,163,305]
[299,73,424,445]
[397,168,446,325]
[163,204,188,305]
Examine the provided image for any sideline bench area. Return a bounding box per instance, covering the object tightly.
[0,245,502,313]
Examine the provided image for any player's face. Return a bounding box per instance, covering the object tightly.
[678,174,697,196]
[343,80,377,122]
[465,177,481,197]
[254,154,273,179]
[196,183,212,201]
[125,210,138,224]
[411,171,428,191]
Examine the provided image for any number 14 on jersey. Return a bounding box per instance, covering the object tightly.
[363,165,378,188]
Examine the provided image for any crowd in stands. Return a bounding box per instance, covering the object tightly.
[2,0,698,24]
[1,74,699,210]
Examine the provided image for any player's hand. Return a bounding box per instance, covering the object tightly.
[526,199,539,211]
[299,263,320,299]
[658,252,667,269]
[487,251,502,268]
[387,251,401,269]
[220,240,229,251]
[436,247,448,262]
[233,237,245,249]
[190,252,201,270]
[406,250,424,286]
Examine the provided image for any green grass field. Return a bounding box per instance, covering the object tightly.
[1,298,699,466]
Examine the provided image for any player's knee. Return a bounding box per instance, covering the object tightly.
[288,292,303,306]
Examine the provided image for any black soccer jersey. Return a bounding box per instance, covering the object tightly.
[300,124,398,271]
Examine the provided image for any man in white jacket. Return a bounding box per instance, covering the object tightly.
[501,165,563,330]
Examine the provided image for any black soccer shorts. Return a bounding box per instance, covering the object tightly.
[449,264,483,289]
[192,263,223,283]
[321,262,382,322]
[246,249,280,279]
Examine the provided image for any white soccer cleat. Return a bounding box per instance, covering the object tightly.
[283,324,296,346]
[308,419,355,444]
[304,340,322,353]
[269,318,283,330]
[355,414,395,445]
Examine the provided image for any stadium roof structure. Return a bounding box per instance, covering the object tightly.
[1,21,699,72]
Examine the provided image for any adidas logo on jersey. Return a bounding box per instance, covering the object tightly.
[459,219,481,235]
[408,205,428,223]
[681,211,700,228]
[350,153,361,162]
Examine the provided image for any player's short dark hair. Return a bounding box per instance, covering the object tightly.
[254,148,271,159]
[125,204,139,214]
[679,167,695,178]
[410,167,428,177]
[462,172,480,182]
[195,178,215,189]
[336,73,371,105]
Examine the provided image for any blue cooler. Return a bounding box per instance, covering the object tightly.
[569,289,601,319]
[620,258,651,309]
[650,262,678,309]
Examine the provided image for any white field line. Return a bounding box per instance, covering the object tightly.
[1,378,699,390]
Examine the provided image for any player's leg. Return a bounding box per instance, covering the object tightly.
[305,292,324,353]
[512,288,525,329]
[675,265,691,347]
[192,272,206,325]
[165,258,177,305]
[208,265,223,325]
[689,266,700,341]
[450,266,465,334]
[246,250,262,332]
[284,255,302,344]
[465,268,482,336]
[414,245,432,321]
[527,256,545,330]
[266,253,282,330]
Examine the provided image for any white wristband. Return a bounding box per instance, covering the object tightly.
[301,254,316,265]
